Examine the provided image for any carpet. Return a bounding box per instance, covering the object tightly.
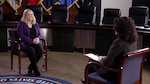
[0,74,72,84]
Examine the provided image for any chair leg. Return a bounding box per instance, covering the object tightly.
[45,54,47,71]
[42,54,47,72]
[18,56,21,75]
[11,54,13,70]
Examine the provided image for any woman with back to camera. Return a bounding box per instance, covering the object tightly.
[82,16,138,82]
[17,9,44,77]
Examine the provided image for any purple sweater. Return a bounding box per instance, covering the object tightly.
[17,21,41,45]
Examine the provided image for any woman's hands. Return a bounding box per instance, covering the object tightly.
[33,37,40,44]
[98,56,107,61]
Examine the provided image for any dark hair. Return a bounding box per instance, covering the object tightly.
[114,16,138,43]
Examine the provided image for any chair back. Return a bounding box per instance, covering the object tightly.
[76,6,96,24]
[51,5,68,23]
[9,30,20,55]
[85,47,150,84]
[0,7,3,22]
[26,6,43,22]
[119,47,150,84]
[102,8,121,24]
[129,6,149,26]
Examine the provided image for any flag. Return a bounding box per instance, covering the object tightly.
[59,0,78,8]
[41,0,59,12]
[6,0,22,12]
[60,0,74,6]
[68,0,78,8]
[37,0,43,5]
[28,0,36,5]
[28,0,43,6]
[0,0,6,6]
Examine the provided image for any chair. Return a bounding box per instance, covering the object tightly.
[102,8,121,24]
[76,5,96,24]
[84,47,150,84]
[129,6,149,26]
[9,30,48,75]
[51,5,68,23]
[0,7,3,22]
[75,6,96,53]
[26,6,43,22]
[51,5,74,52]
[0,7,7,52]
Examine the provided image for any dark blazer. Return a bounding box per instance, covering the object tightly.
[17,21,41,45]
[100,38,137,68]
[97,38,137,76]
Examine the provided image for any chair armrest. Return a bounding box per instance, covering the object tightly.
[40,39,47,45]
[40,39,48,53]
[8,37,21,43]
[8,39,18,43]
[9,39,21,55]
[84,62,121,84]
[85,62,120,74]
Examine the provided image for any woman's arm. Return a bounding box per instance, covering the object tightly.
[100,39,122,66]
[17,21,33,44]
[33,22,41,44]
[35,22,41,39]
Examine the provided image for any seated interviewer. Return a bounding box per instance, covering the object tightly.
[17,9,44,77]
[82,16,138,82]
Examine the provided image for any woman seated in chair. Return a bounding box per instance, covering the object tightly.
[17,9,44,77]
[82,16,138,82]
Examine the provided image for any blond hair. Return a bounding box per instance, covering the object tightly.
[20,9,36,24]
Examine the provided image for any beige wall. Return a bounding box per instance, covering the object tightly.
[101,0,133,22]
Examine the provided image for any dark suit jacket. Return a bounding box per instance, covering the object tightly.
[101,38,137,67]
[96,38,137,78]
